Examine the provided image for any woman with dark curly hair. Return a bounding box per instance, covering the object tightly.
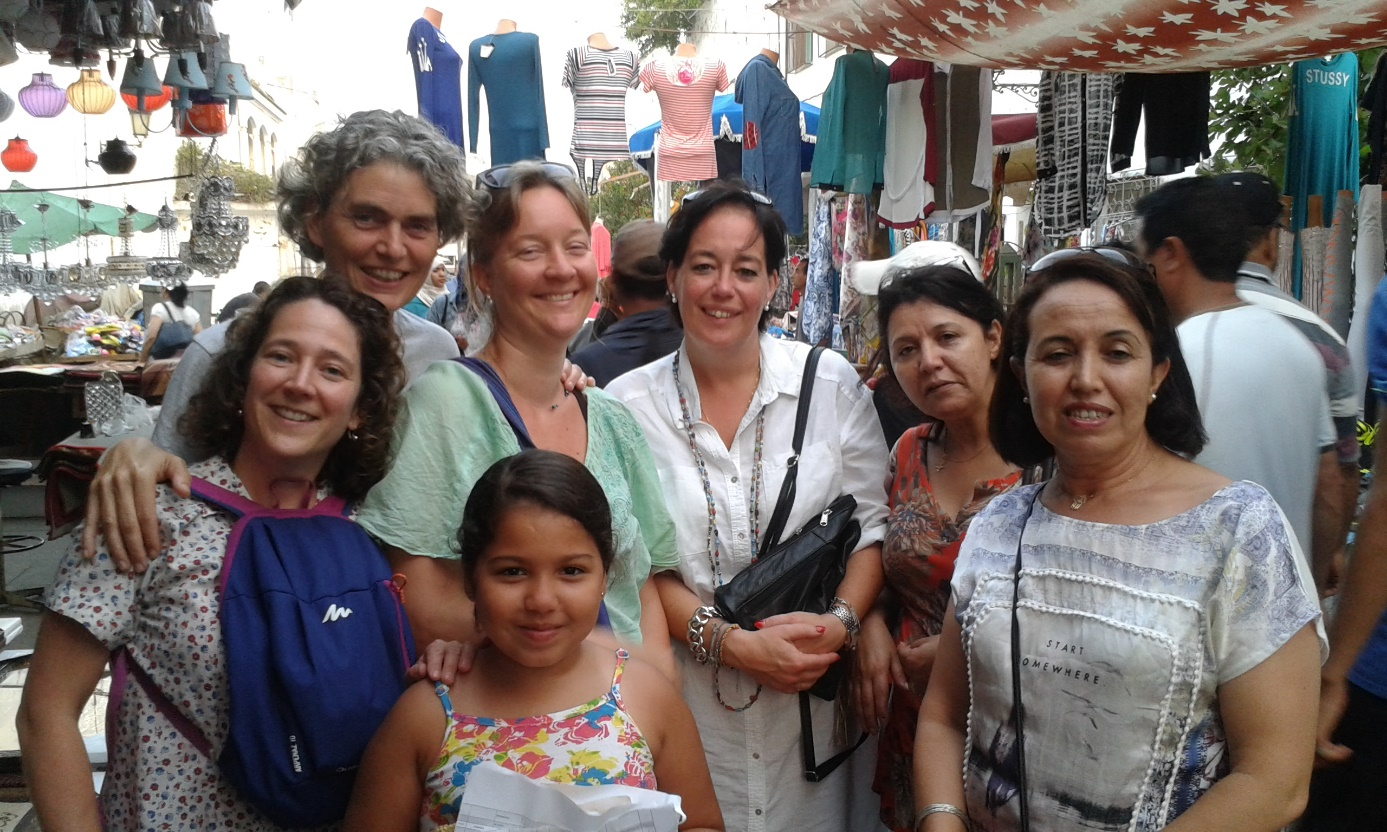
[19,275,407,830]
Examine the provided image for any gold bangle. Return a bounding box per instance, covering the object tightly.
[915,804,971,832]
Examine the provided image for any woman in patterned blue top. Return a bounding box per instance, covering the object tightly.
[913,252,1325,832]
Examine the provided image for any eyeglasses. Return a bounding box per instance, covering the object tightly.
[476,162,578,190]
[1027,246,1153,279]
[680,187,774,207]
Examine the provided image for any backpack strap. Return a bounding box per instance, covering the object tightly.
[109,648,213,758]
[189,476,352,595]
[455,357,536,449]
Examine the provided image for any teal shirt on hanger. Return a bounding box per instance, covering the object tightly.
[810,50,889,195]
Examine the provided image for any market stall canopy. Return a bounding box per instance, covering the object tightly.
[630,93,821,172]
[992,113,1037,183]
[0,182,159,255]
[770,0,1387,72]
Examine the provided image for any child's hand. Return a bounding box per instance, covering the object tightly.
[406,637,487,686]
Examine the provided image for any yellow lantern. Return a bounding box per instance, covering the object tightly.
[66,68,116,115]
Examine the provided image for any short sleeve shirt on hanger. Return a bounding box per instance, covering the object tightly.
[639,56,730,182]
[563,45,639,169]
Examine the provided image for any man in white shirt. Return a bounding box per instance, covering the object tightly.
[1136,176,1335,576]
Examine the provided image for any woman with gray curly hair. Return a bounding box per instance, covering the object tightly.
[80,111,468,567]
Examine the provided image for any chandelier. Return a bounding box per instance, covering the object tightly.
[186,175,247,276]
[145,203,191,286]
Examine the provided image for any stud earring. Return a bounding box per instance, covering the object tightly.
[1022,395,1029,403]
[669,293,678,304]
[1150,391,1158,401]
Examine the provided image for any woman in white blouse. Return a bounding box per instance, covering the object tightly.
[608,184,890,832]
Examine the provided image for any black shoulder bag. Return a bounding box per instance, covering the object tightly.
[712,346,869,781]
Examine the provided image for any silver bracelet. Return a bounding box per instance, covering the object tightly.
[915,804,971,832]
[827,596,861,651]
[687,605,718,664]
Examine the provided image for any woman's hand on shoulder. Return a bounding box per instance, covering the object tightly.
[406,637,486,685]
[81,437,190,574]
[720,617,841,695]
[561,359,595,392]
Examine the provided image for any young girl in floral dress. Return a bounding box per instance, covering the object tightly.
[343,450,723,832]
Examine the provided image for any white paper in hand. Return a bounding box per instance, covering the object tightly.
[454,762,684,832]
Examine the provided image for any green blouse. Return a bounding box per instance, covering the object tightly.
[357,360,677,643]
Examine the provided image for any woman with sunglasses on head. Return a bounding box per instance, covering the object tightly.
[607,183,890,832]
[913,251,1324,832]
[858,261,1018,832]
[355,160,679,676]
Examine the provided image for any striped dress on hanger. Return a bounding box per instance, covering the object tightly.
[562,45,640,191]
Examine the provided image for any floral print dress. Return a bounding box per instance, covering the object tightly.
[873,423,1020,831]
[45,457,335,831]
[420,649,657,830]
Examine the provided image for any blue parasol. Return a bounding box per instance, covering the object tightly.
[629,93,820,174]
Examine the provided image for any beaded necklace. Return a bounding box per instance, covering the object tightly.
[671,350,765,587]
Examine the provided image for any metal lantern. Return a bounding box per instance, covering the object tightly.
[2,137,36,173]
[18,72,67,118]
[129,109,151,138]
[67,68,116,115]
[98,138,136,174]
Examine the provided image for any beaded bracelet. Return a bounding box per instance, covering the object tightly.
[687,605,718,664]
[712,621,740,668]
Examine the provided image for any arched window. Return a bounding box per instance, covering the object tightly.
[259,127,269,175]
[245,116,257,170]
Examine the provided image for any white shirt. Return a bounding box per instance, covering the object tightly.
[608,335,889,832]
[150,301,200,328]
[1178,304,1334,560]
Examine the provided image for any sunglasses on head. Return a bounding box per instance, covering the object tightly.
[1026,246,1153,280]
[476,162,578,190]
[680,187,774,207]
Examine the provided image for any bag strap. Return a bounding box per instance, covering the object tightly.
[456,357,536,449]
[189,476,349,519]
[758,346,825,557]
[798,692,868,781]
[110,648,213,758]
[1010,487,1043,832]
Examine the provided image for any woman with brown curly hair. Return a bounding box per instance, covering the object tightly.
[18,276,407,830]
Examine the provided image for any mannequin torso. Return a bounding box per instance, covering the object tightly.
[588,31,614,50]
[495,18,517,34]
[674,42,698,57]
[422,6,442,27]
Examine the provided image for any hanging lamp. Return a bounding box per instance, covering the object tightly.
[98,138,136,174]
[2,137,37,172]
[0,92,13,123]
[18,72,67,118]
[118,48,163,111]
[67,68,116,114]
[209,61,252,114]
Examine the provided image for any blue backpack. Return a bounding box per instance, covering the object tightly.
[110,477,416,827]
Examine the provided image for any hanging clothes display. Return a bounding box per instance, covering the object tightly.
[1286,53,1360,296]
[407,16,464,147]
[1110,72,1211,175]
[1322,190,1356,338]
[878,58,935,229]
[735,53,805,233]
[1363,53,1387,186]
[839,193,874,363]
[810,49,889,195]
[468,30,550,165]
[1300,224,1329,316]
[1274,225,1296,297]
[924,64,992,222]
[1348,185,1386,414]
[1034,71,1115,243]
[640,56,729,182]
[801,190,837,346]
[592,219,612,278]
[563,45,640,194]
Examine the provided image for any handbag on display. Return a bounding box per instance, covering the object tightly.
[711,346,868,781]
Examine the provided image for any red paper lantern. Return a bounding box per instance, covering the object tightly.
[1,137,37,172]
[121,84,173,113]
[176,101,227,137]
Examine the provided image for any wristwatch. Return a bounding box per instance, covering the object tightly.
[827,596,860,651]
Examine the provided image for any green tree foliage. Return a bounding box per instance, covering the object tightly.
[589,160,697,233]
[1207,50,1382,189]
[174,140,276,203]
[621,0,705,57]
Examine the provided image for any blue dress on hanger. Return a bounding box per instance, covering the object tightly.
[468,31,550,165]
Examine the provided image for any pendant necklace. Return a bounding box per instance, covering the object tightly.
[933,426,986,473]
[1056,453,1155,510]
